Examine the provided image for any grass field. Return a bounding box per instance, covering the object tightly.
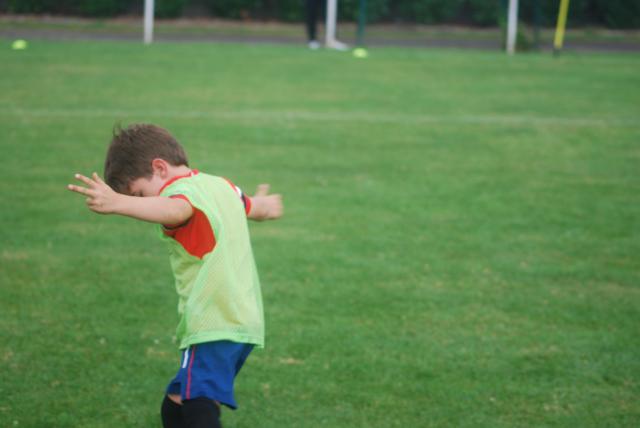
[1,39,639,427]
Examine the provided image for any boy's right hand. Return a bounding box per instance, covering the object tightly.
[248,184,283,221]
[68,173,122,214]
[68,173,193,225]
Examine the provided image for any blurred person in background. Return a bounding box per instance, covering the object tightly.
[305,0,322,49]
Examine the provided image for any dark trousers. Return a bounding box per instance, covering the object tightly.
[306,0,322,41]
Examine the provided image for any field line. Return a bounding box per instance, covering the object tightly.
[0,107,637,128]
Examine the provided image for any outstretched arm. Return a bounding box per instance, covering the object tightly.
[248,184,283,221]
[67,173,193,226]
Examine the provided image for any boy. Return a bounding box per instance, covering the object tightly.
[67,124,283,428]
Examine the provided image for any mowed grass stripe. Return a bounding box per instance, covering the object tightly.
[1,107,638,128]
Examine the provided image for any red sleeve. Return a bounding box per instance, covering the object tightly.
[163,195,216,259]
[224,178,251,216]
[243,193,252,216]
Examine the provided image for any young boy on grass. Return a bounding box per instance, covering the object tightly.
[67,123,283,428]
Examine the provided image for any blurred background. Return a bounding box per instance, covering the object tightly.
[1,0,639,51]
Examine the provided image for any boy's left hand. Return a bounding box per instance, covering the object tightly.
[68,173,122,214]
[248,184,283,221]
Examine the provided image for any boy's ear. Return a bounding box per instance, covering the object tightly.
[151,158,169,178]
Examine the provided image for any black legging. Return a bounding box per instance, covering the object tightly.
[306,0,322,41]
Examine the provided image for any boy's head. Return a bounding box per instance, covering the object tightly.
[105,123,189,195]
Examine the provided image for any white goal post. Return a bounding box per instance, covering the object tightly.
[144,0,154,44]
[325,0,349,50]
[506,0,519,54]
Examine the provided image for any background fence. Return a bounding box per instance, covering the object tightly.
[1,0,639,28]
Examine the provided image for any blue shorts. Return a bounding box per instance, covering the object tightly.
[166,341,254,409]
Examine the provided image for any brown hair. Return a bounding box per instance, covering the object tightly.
[104,123,189,194]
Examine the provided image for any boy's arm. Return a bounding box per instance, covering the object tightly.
[248,184,283,221]
[68,173,193,225]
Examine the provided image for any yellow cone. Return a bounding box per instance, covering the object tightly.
[353,48,369,59]
[12,40,28,50]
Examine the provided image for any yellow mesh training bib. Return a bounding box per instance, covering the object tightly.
[159,172,264,349]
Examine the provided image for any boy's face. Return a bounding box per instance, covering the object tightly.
[128,173,165,197]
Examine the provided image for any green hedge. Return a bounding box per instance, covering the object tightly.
[4,0,130,17]
[204,0,258,20]
[2,0,184,18]
[2,0,639,28]
[155,0,188,18]
[595,0,640,28]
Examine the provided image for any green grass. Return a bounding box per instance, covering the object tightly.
[1,39,639,427]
